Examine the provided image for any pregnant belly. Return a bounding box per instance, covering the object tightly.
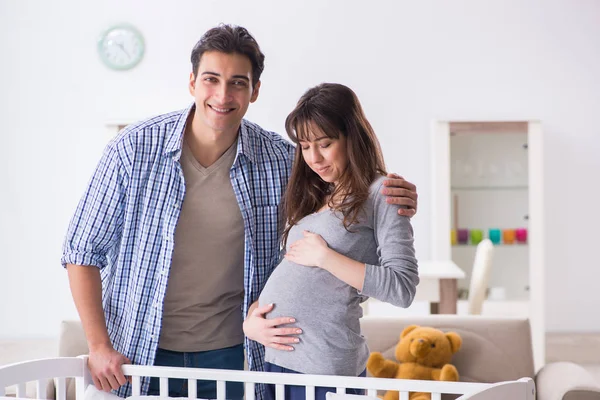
[259,261,350,319]
[259,261,363,350]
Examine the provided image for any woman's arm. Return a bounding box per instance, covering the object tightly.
[285,180,419,307]
[319,249,366,290]
[361,181,419,308]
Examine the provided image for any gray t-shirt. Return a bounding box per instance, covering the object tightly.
[159,140,245,352]
[259,176,419,376]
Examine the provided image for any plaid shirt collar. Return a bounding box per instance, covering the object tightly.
[164,102,256,164]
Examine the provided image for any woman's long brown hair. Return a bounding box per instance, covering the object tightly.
[282,83,387,247]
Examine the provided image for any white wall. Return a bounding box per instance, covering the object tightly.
[1,0,599,338]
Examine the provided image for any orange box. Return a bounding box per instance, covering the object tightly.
[503,229,516,244]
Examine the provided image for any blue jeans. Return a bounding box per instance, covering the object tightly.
[264,362,366,400]
[148,344,244,399]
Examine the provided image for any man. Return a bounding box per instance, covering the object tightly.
[62,24,418,399]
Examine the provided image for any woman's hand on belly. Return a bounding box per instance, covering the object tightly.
[286,231,366,291]
[285,230,329,267]
[243,302,303,351]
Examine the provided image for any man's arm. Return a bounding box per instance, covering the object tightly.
[67,265,110,350]
[67,264,130,392]
[62,141,130,392]
[382,173,418,217]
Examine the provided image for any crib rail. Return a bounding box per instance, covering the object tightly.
[123,364,490,400]
[0,357,83,399]
[457,378,535,400]
[0,356,534,400]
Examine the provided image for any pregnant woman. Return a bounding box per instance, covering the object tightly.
[245,83,419,400]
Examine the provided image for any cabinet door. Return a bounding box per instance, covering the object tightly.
[450,131,530,302]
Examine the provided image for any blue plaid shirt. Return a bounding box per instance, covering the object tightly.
[61,104,295,398]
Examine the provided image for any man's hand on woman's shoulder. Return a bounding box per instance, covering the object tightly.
[382,173,418,217]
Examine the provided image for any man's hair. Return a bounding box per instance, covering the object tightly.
[282,83,387,247]
[190,24,265,88]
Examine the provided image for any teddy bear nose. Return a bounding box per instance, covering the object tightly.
[410,338,431,357]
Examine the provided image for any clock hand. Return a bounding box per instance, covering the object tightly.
[116,42,130,58]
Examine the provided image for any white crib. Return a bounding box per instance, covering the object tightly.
[0,356,535,400]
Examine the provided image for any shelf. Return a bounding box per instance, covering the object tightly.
[451,185,528,191]
[452,243,528,247]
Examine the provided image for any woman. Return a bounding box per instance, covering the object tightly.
[248,83,419,400]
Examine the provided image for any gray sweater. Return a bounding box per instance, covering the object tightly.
[259,176,419,376]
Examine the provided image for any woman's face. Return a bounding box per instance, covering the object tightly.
[299,124,348,186]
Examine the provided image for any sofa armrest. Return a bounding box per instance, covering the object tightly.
[536,362,600,400]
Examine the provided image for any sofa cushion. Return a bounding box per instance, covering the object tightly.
[59,320,88,357]
[360,315,535,384]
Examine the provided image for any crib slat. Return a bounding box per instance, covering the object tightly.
[336,387,345,394]
[187,379,197,399]
[16,382,26,398]
[36,378,49,399]
[432,393,442,400]
[305,385,315,400]
[55,378,66,400]
[367,389,377,397]
[245,382,255,400]
[131,376,141,396]
[216,380,226,400]
[159,377,168,397]
[400,391,409,400]
[276,383,285,400]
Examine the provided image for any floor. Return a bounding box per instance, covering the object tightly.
[546,332,600,381]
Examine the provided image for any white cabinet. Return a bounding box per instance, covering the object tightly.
[431,121,545,372]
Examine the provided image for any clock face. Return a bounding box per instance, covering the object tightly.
[98,24,145,71]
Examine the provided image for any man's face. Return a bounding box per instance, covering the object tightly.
[189,50,260,135]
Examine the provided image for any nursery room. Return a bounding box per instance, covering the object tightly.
[1,1,600,399]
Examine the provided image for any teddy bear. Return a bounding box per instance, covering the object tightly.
[366,325,462,400]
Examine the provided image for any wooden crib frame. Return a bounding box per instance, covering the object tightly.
[0,357,535,400]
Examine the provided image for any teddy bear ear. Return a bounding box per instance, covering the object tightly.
[401,325,419,339]
[446,332,463,353]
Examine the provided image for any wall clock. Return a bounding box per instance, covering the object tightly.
[98,24,145,71]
